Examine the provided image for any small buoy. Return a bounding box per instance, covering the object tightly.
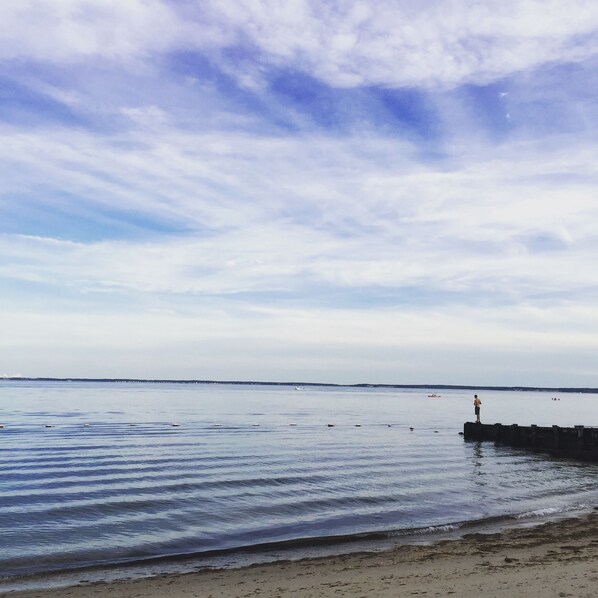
[434,430,439,433]
[458,431,464,436]
[355,424,361,427]
[327,423,335,427]
[0,424,5,429]
[387,424,392,427]
[409,427,414,431]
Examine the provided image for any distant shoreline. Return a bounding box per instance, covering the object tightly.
[2,377,598,394]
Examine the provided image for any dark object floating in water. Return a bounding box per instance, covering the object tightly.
[409,427,414,431]
[355,424,361,427]
[327,423,334,427]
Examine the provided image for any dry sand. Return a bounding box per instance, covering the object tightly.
[4,511,598,597]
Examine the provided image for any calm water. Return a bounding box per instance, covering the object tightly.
[1,381,598,588]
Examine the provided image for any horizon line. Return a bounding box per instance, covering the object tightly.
[1,377,597,394]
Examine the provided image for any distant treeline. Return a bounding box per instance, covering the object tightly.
[3,377,598,394]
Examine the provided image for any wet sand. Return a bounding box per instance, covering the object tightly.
[4,511,598,597]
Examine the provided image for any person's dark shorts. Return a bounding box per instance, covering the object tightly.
[475,406,480,416]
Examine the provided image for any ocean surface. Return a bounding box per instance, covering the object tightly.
[1,380,598,590]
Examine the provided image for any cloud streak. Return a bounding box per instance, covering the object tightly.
[4,1,598,89]
[1,125,596,301]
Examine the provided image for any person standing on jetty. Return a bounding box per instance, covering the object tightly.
[473,394,482,423]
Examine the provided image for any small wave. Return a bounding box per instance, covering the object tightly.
[392,523,462,536]
[515,503,591,520]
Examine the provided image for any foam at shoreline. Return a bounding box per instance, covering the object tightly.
[3,509,598,597]
[2,504,595,594]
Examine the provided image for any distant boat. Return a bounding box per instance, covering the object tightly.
[294,386,305,391]
[427,394,442,398]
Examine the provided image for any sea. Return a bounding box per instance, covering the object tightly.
[1,380,598,591]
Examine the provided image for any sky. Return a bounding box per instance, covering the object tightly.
[2,1,598,385]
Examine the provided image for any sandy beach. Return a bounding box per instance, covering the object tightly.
[5,510,598,598]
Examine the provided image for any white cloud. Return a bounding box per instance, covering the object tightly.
[120,105,170,127]
[1,123,597,302]
[2,2,598,383]
[2,299,598,383]
[2,1,598,89]
[213,0,598,88]
[0,0,195,62]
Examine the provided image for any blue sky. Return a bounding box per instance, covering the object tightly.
[2,0,598,385]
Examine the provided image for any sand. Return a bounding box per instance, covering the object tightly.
[4,511,598,597]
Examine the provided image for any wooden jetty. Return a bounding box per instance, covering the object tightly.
[463,422,598,461]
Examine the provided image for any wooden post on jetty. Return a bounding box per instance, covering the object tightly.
[463,422,598,461]
[511,424,519,446]
[576,426,584,453]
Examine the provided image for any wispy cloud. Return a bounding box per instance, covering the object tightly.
[2,126,596,301]
[4,1,598,88]
[1,1,598,383]
[197,0,598,89]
